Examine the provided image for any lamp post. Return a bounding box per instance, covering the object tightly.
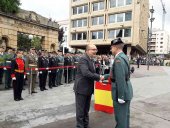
[147,6,155,70]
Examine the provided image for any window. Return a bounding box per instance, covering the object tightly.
[72,18,87,28]
[92,17,98,25]
[99,2,104,10]
[93,1,104,11]
[92,31,103,39]
[92,16,104,25]
[78,20,82,27]
[125,11,132,21]
[117,13,124,22]
[93,3,98,11]
[83,19,87,26]
[72,33,76,40]
[161,38,163,40]
[72,20,77,28]
[118,0,124,7]
[109,14,115,23]
[160,42,163,44]
[110,0,132,8]
[92,31,97,39]
[108,28,131,38]
[72,5,88,15]
[78,6,83,14]
[83,33,87,40]
[72,32,87,40]
[126,0,132,5]
[110,0,116,8]
[84,5,88,13]
[108,30,116,38]
[77,33,82,40]
[160,46,163,48]
[73,7,77,15]
[116,29,123,37]
[124,28,131,37]
[98,31,103,39]
[99,16,104,24]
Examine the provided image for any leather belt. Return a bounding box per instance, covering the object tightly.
[15,69,24,73]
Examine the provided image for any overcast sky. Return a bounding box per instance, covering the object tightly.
[20,0,170,33]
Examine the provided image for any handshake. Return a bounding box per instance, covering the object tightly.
[100,75,105,81]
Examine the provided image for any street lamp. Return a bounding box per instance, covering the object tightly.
[147,6,155,70]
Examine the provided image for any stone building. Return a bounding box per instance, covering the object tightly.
[0,9,59,51]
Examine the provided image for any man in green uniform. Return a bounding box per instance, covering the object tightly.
[4,47,15,89]
[26,47,38,94]
[105,38,133,128]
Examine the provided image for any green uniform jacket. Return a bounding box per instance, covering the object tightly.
[105,52,133,101]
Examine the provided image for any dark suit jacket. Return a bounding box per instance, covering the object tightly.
[73,54,100,96]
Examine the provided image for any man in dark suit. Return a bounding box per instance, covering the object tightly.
[74,44,104,128]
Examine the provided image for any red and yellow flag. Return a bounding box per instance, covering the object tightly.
[94,81,114,114]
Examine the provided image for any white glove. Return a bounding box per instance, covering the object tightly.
[35,68,38,71]
[3,67,7,70]
[24,75,26,79]
[39,71,42,74]
[12,77,16,80]
[48,70,51,73]
[118,98,125,104]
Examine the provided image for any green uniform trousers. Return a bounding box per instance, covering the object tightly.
[113,100,131,128]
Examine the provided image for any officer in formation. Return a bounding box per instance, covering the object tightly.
[25,47,38,94]
[4,47,15,89]
[104,38,133,128]
[11,49,26,101]
[0,46,5,84]
[48,51,58,88]
[56,50,64,86]
[64,52,72,83]
[38,50,48,91]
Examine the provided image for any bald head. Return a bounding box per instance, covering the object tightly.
[86,44,98,58]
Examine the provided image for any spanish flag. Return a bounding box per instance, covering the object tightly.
[94,81,114,114]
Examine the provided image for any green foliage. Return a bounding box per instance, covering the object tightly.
[0,0,21,14]
[17,34,31,51]
[31,36,42,50]
[17,34,42,51]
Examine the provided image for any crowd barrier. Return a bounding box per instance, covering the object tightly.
[0,64,109,94]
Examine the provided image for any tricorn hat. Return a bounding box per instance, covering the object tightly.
[111,38,124,45]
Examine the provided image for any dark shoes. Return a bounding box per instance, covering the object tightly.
[44,88,48,90]
[40,88,44,91]
[14,99,20,101]
[14,97,24,101]
[19,97,24,100]
[31,91,37,93]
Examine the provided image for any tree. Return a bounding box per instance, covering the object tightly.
[31,36,42,50]
[17,34,31,51]
[0,0,21,14]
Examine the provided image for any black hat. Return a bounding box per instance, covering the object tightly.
[111,38,124,45]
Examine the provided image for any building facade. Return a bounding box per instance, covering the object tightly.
[69,0,149,56]
[150,30,170,55]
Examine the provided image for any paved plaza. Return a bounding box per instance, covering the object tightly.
[0,65,170,128]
